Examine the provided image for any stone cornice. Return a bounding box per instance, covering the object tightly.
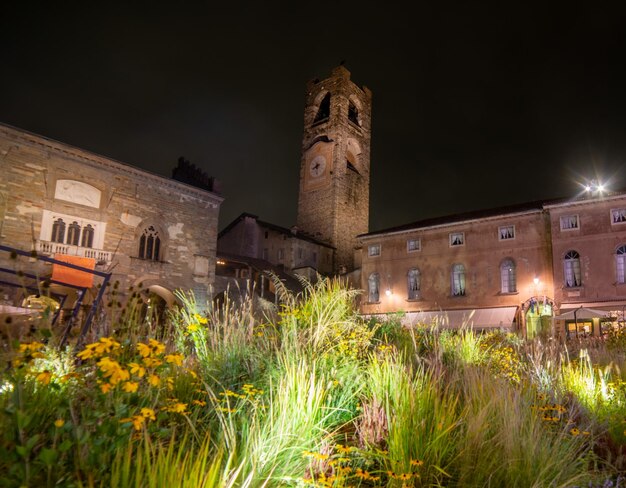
[0,123,224,207]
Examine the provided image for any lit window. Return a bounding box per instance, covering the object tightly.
[451,263,466,296]
[368,273,380,302]
[560,215,579,231]
[407,238,421,252]
[407,268,420,299]
[138,225,161,261]
[449,232,464,247]
[368,244,381,257]
[616,245,626,284]
[611,209,626,225]
[51,218,66,243]
[499,225,515,240]
[563,250,581,287]
[500,258,516,293]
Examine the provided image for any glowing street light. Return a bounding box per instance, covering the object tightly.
[583,179,606,195]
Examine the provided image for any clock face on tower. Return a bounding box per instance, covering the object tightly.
[309,155,326,177]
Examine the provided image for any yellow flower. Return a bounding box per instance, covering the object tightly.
[148,339,166,355]
[129,362,146,377]
[140,407,156,420]
[570,427,580,436]
[192,399,207,406]
[120,415,145,431]
[137,342,152,358]
[410,459,424,466]
[19,341,45,353]
[122,381,139,393]
[142,357,163,368]
[94,337,120,355]
[335,444,353,454]
[193,313,208,325]
[187,323,199,332]
[100,382,114,393]
[35,370,52,385]
[77,347,96,360]
[164,402,187,414]
[165,354,184,366]
[54,419,65,428]
[148,374,161,387]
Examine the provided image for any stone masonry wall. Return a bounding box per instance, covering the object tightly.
[0,123,222,311]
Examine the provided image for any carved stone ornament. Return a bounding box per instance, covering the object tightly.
[54,179,101,208]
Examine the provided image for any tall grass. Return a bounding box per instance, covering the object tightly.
[1,276,625,486]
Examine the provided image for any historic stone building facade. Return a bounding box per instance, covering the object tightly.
[216,65,371,294]
[296,65,372,273]
[0,123,222,315]
[359,192,626,338]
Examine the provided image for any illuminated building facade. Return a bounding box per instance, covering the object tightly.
[359,192,626,338]
[0,123,222,317]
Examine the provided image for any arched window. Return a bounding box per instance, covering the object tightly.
[500,258,516,293]
[51,218,66,243]
[81,224,94,248]
[407,268,420,299]
[67,221,81,246]
[616,245,626,284]
[451,263,466,296]
[139,225,161,261]
[368,273,380,303]
[564,250,581,287]
[313,92,331,124]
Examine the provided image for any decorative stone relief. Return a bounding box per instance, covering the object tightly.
[55,179,101,208]
[121,211,142,227]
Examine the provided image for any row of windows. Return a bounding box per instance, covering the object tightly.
[366,246,626,303]
[48,216,161,262]
[367,258,517,303]
[559,209,626,231]
[367,210,626,258]
[368,226,516,257]
[51,218,94,248]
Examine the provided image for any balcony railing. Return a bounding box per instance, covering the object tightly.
[37,240,112,264]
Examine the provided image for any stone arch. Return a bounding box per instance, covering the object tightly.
[131,276,179,308]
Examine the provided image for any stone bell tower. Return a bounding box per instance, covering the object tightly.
[296,65,372,273]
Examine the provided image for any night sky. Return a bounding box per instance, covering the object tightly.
[2,3,626,233]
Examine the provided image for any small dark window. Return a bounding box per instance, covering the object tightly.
[264,231,269,239]
[81,224,94,248]
[139,225,161,261]
[51,218,66,243]
[313,93,331,124]
[68,221,81,246]
[348,101,360,126]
